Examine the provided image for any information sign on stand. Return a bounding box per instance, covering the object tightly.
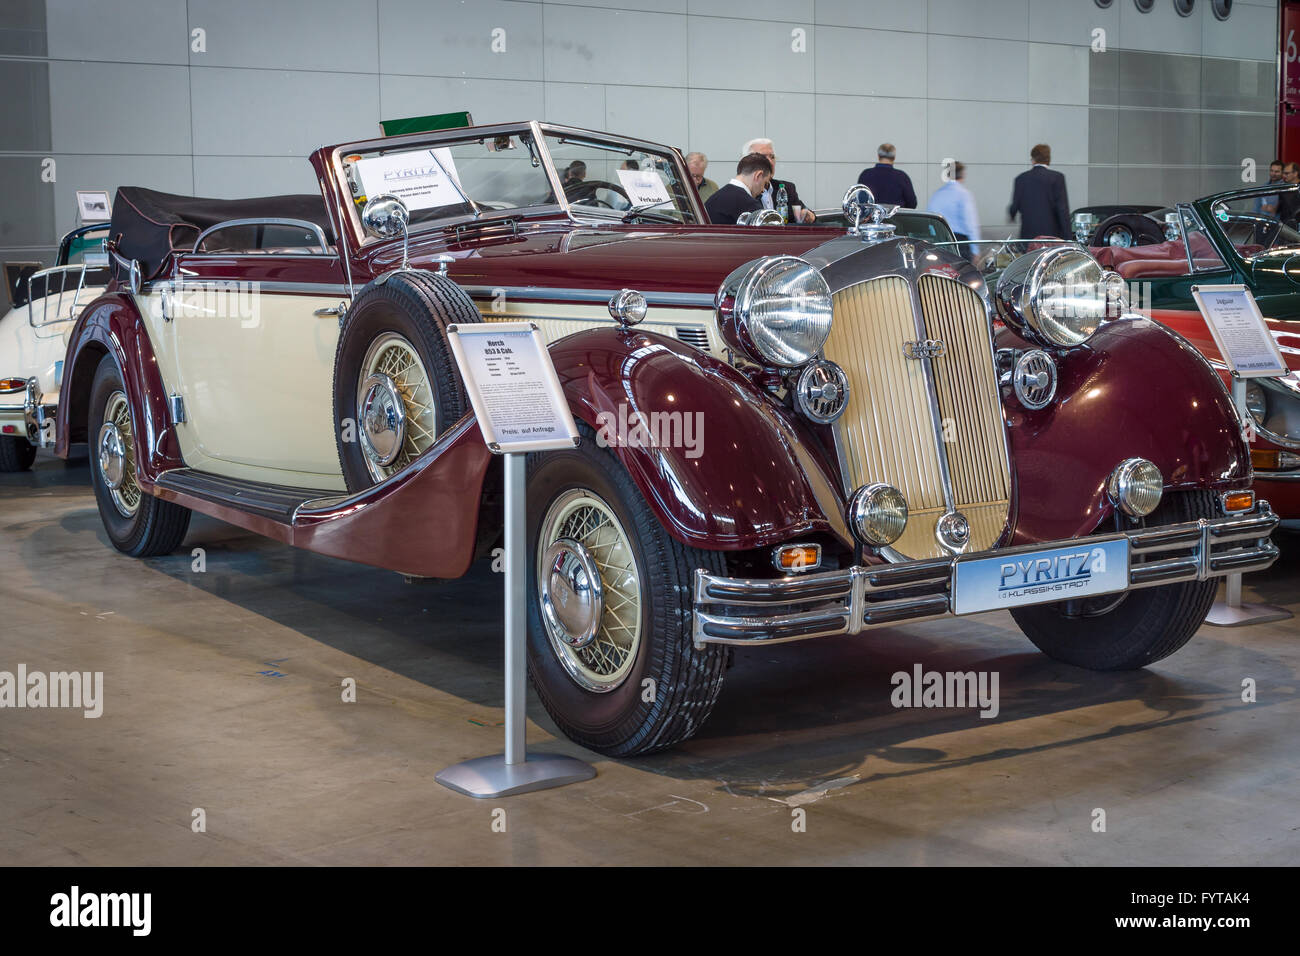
[436,322,595,798]
[1190,286,1292,628]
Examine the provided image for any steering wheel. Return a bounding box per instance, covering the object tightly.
[1089,213,1166,248]
[565,179,629,208]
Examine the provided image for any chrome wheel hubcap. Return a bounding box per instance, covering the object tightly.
[540,537,605,649]
[357,333,436,482]
[100,391,140,517]
[358,372,406,468]
[537,490,642,693]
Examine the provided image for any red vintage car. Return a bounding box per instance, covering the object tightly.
[55,121,1279,756]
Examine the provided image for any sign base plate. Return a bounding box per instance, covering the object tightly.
[436,752,596,798]
[1205,600,1292,628]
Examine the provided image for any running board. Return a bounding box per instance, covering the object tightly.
[155,469,340,524]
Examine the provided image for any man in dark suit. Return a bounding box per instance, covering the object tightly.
[744,138,816,223]
[704,153,773,225]
[1009,144,1071,239]
[857,144,917,208]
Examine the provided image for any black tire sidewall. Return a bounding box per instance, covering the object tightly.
[524,437,723,754]
[87,356,146,551]
[332,272,477,491]
[0,435,37,471]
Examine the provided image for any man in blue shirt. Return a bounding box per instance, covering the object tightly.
[857,143,917,208]
[927,161,981,261]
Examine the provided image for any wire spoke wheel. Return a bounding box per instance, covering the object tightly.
[537,489,643,692]
[102,390,141,517]
[358,332,436,481]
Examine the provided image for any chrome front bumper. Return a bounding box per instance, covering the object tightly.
[693,503,1280,647]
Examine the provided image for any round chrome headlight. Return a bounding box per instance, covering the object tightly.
[716,255,833,368]
[847,483,908,547]
[996,245,1111,348]
[1108,458,1163,518]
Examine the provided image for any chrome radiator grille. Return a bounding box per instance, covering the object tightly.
[823,274,1011,559]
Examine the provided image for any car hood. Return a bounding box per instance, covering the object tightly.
[376,221,851,297]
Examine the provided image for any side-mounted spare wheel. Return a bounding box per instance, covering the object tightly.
[87,354,191,556]
[1011,490,1220,670]
[332,269,481,491]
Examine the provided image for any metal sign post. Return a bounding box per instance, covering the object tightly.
[436,321,595,798]
[1190,286,1292,628]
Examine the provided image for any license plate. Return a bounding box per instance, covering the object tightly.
[952,538,1130,615]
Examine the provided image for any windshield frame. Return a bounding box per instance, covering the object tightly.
[327,121,704,248]
[1190,182,1300,266]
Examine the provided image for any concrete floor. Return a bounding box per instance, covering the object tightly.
[2,451,1297,866]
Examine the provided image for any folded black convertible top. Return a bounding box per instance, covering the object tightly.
[107,186,337,280]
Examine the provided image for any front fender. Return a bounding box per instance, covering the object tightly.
[55,291,181,483]
[1003,316,1251,544]
[549,328,851,551]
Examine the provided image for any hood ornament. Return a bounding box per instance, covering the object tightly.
[842,185,899,244]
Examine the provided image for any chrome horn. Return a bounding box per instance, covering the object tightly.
[737,208,785,226]
[361,193,411,270]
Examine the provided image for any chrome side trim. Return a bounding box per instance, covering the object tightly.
[692,502,1280,647]
[461,285,714,308]
[156,280,352,297]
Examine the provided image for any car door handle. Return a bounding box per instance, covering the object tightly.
[314,301,349,326]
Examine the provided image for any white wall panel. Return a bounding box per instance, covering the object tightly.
[545,6,688,87]
[687,16,814,93]
[815,27,926,98]
[814,0,926,33]
[50,61,191,154]
[928,35,1028,104]
[193,68,378,157]
[378,0,544,80]
[379,74,543,130]
[46,0,188,64]
[187,0,378,72]
[926,0,1028,41]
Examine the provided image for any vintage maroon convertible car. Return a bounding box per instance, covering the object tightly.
[56,121,1279,756]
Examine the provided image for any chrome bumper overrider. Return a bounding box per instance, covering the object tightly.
[692,503,1280,647]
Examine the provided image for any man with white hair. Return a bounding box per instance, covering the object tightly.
[685,151,718,202]
[742,137,815,223]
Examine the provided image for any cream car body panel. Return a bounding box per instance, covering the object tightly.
[140,282,349,490]
[471,297,723,355]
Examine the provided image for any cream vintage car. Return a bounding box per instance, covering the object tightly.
[0,224,108,470]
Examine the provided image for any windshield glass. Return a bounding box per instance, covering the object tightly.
[543,133,700,223]
[1205,196,1300,258]
[341,132,557,230]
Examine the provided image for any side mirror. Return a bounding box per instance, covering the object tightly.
[362,193,411,269]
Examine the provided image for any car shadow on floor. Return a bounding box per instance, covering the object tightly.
[17,462,1299,799]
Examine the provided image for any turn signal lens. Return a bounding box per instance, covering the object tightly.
[0,378,27,392]
[1252,450,1300,470]
[772,544,822,573]
[1221,491,1255,514]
